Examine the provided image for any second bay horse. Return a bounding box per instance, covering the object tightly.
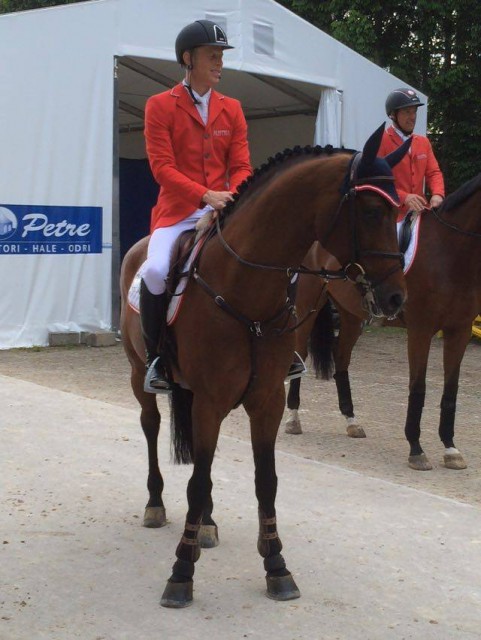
[287,172,481,471]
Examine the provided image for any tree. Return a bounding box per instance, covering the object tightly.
[278,0,481,191]
[0,0,83,13]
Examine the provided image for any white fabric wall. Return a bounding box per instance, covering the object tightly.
[0,2,117,347]
[314,89,343,147]
[0,0,427,348]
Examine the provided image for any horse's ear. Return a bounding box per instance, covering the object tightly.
[385,137,412,168]
[360,123,386,166]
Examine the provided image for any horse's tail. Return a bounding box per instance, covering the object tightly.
[308,301,335,380]
[169,384,194,464]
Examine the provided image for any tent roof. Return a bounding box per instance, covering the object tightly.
[1,0,426,147]
[117,57,321,134]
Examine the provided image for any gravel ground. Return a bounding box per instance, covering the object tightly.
[1,326,481,506]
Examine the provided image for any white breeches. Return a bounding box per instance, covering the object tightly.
[140,209,207,295]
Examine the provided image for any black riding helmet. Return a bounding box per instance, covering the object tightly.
[175,20,233,66]
[385,88,424,116]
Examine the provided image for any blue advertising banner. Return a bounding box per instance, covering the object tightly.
[0,204,103,254]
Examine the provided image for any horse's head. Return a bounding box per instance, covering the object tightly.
[330,124,411,318]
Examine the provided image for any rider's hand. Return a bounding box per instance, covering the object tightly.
[202,190,234,210]
[404,193,427,212]
[430,194,444,209]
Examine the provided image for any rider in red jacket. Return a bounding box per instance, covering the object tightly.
[139,20,304,393]
[140,20,252,392]
[378,88,445,222]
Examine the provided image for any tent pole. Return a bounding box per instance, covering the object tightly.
[111,56,121,333]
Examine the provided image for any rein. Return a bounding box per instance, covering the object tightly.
[214,215,347,281]
[431,206,481,239]
[186,151,404,403]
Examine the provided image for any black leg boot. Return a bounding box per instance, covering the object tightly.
[285,351,307,382]
[139,280,171,393]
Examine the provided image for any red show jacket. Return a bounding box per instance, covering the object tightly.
[378,125,445,221]
[144,83,252,230]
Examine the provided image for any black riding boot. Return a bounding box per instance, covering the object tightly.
[139,280,171,393]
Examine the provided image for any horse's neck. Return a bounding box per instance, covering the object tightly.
[417,201,481,279]
[225,158,342,268]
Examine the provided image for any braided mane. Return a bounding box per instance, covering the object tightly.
[223,144,354,219]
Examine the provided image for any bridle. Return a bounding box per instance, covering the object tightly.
[192,151,404,333]
[332,152,404,317]
[187,153,404,406]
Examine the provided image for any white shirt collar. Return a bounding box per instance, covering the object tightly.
[182,80,212,106]
[393,125,412,143]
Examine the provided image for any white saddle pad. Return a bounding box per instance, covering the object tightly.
[127,235,207,325]
[397,212,421,274]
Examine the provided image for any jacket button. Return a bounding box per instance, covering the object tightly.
[204,153,210,159]
[204,134,210,139]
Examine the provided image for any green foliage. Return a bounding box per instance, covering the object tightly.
[3,0,480,191]
[278,0,481,192]
[0,0,83,13]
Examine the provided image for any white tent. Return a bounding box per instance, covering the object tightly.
[0,0,427,348]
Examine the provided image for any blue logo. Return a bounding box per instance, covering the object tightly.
[0,207,18,241]
[0,204,103,255]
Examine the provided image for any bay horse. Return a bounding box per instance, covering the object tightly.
[120,125,409,608]
[286,172,481,471]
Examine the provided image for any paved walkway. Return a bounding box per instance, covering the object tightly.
[1,375,481,639]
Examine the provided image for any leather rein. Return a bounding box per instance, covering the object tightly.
[431,205,481,239]
[185,154,405,407]
[192,151,404,337]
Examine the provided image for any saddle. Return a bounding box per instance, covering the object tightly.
[165,229,198,298]
[398,211,414,255]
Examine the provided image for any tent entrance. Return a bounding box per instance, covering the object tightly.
[112,54,340,326]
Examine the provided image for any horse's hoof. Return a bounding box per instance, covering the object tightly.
[346,424,366,438]
[408,454,433,471]
[160,580,193,608]
[143,506,167,528]
[266,574,301,601]
[444,452,467,470]
[285,420,302,435]
[199,524,219,548]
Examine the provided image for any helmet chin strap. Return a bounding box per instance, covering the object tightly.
[390,114,413,137]
[184,64,200,105]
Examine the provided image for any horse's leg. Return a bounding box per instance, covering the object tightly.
[334,308,365,438]
[199,493,219,548]
[285,377,303,434]
[248,390,300,601]
[130,363,166,527]
[439,327,470,470]
[160,398,223,608]
[285,269,329,436]
[404,330,432,470]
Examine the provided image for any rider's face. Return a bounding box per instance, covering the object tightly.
[395,106,418,134]
[187,46,224,93]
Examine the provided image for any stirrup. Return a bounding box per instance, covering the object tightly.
[285,352,307,383]
[144,357,172,394]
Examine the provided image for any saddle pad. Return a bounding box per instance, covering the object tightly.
[127,237,207,322]
[127,271,142,313]
[127,233,208,329]
[397,212,421,274]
